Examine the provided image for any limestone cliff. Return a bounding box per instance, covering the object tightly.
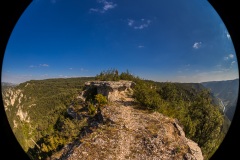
[84,80,135,102]
[2,87,31,124]
[51,80,203,160]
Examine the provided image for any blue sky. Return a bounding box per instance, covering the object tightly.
[1,0,238,84]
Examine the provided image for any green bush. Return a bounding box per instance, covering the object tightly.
[133,81,162,110]
[95,94,108,108]
[95,69,120,81]
[88,103,97,115]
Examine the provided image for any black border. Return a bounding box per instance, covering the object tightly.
[0,0,239,160]
[0,0,32,160]
[208,0,240,159]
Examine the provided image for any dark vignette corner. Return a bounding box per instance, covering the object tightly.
[207,0,240,160]
[0,0,239,160]
[0,0,32,160]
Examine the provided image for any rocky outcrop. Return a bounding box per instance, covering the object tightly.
[51,81,203,160]
[84,80,135,102]
[2,87,31,124]
[2,88,23,109]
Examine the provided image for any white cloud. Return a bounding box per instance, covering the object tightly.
[227,33,231,39]
[128,19,134,26]
[138,45,144,48]
[128,19,151,30]
[224,54,234,60]
[102,1,117,11]
[193,42,202,49]
[226,31,231,39]
[134,20,151,30]
[229,54,234,59]
[90,0,117,13]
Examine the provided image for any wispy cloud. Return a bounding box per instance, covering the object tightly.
[90,0,117,13]
[177,64,191,74]
[69,68,73,70]
[230,61,236,68]
[58,75,68,78]
[176,68,238,83]
[29,65,37,68]
[80,68,88,72]
[224,57,229,61]
[215,64,222,68]
[192,42,202,49]
[138,45,144,48]
[90,8,99,12]
[41,74,49,77]
[29,64,49,68]
[127,19,151,30]
[216,57,236,72]
[39,64,49,67]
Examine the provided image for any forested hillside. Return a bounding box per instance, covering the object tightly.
[202,79,239,121]
[2,77,94,153]
[1,70,230,160]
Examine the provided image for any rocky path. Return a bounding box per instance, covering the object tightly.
[53,92,203,160]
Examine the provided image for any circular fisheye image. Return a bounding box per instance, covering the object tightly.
[1,1,239,160]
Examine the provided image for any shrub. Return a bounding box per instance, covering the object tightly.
[88,103,97,115]
[95,69,120,81]
[95,94,108,108]
[133,81,162,110]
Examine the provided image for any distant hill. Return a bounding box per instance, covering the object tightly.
[201,79,239,121]
[1,82,18,87]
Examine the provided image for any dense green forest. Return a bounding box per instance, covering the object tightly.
[2,70,230,159]
[2,77,94,156]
